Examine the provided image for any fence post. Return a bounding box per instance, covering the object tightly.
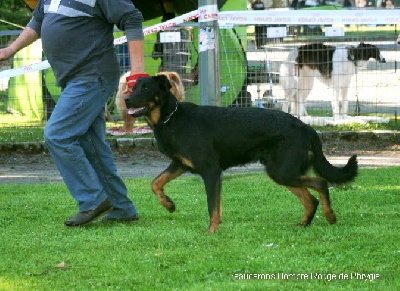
[198,0,220,106]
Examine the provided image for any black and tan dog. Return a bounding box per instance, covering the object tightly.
[126,75,358,233]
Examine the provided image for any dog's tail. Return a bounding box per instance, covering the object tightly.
[309,129,358,184]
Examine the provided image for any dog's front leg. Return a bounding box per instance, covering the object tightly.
[202,171,223,233]
[339,86,349,118]
[298,94,308,117]
[151,161,187,213]
[295,72,312,117]
[332,89,341,120]
[281,100,290,113]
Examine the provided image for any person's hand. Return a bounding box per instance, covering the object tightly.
[0,47,15,61]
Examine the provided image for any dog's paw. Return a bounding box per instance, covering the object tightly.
[165,195,176,213]
[324,211,337,224]
[297,221,311,227]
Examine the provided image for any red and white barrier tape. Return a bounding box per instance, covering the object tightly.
[1,8,399,80]
[198,4,218,23]
[113,9,199,45]
[0,9,200,80]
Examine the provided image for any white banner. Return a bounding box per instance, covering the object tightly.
[218,9,400,26]
[0,60,50,79]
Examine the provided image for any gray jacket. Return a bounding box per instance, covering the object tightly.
[28,0,144,87]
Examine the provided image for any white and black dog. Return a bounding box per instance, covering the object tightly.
[280,42,385,120]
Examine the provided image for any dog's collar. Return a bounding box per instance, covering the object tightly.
[163,102,179,124]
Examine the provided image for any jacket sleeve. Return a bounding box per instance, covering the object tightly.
[98,0,144,41]
[27,0,45,37]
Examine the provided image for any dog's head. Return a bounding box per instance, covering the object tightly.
[125,75,179,125]
[351,43,386,63]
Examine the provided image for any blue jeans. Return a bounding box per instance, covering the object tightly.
[44,78,137,218]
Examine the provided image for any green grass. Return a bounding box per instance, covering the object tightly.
[307,113,400,132]
[288,24,399,41]
[341,25,398,39]
[0,116,152,142]
[0,168,399,290]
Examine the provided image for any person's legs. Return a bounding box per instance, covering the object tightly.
[80,110,137,219]
[44,78,137,222]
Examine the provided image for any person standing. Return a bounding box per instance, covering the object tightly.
[0,0,145,226]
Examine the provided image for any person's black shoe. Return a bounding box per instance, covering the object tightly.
[65,199,113,227]
[101,214,139,223]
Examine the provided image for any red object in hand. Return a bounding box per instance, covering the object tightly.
[126,73,150,89]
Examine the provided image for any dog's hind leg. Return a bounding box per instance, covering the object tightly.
[265,149,336,225]
[151,161,187,213]
[286,186,319,226]
[288,176,336,225]
[202,171,223,233]
[305,177,337,224]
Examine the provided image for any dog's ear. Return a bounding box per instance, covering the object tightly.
[156,75,178,116]
[156,74,172,92]
[348,46,356,60]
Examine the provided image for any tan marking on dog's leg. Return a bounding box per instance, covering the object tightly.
[208,207,221,234]
[181,158,193,169]
[173,155,194,169]
[310,187,336,224]
[318,193,336,224]
[206,179,222,233]
[287,186,319,226]
[302,177,337,224]
[151,167,186,212]
[207,194,222,234]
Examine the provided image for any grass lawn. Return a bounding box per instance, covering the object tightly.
[0,117,152,143]
[0,167,399,290]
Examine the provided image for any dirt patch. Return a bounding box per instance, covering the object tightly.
[0,148,170,184]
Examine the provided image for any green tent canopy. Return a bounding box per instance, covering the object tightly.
[8,40,43,120]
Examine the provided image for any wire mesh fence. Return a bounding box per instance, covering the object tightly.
[244,25,399,126]
[0,21,399,141]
